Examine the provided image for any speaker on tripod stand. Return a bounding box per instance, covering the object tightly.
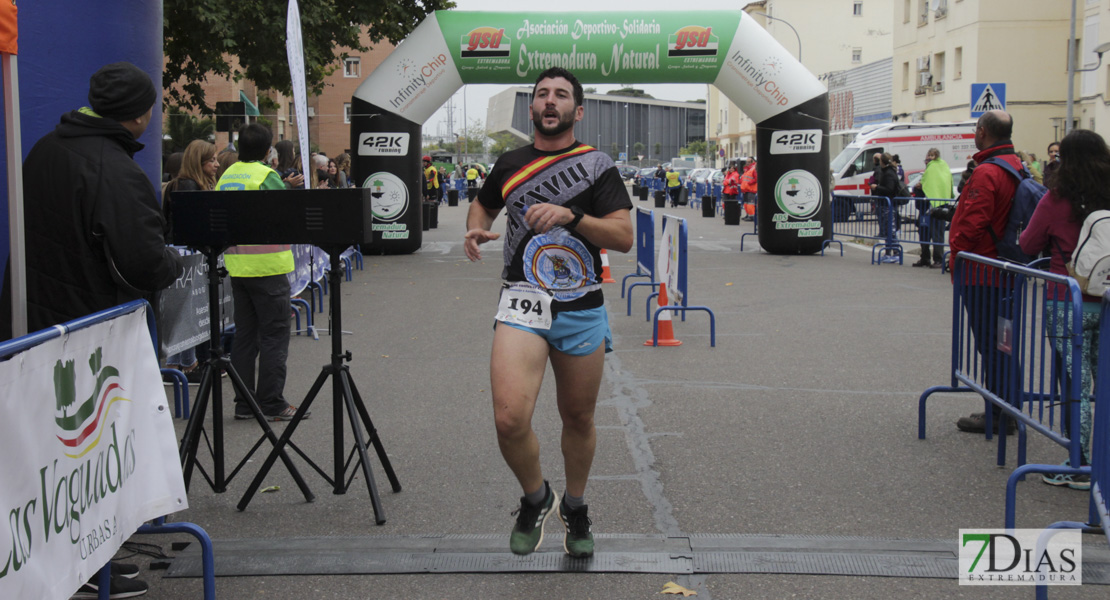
[173,188,401,522]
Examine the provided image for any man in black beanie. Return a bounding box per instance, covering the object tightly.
[1,61,182,345]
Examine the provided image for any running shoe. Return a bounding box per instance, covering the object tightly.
[509,482,556,555]
[558,497,595,558]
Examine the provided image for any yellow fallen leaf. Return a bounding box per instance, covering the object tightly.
[260,486,280,493]
[661,581,696,597]
[381,355,390,358]
[725,282,734,286]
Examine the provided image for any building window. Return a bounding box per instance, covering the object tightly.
[918,0,928,26]
[902,62,910,91]
[344,103,352,124]
[852,47,862,63]
[344,57,361,78]
[933,51,945,92]
[954,47,962,79]
[853,1,863,16]
[904,0,911,23]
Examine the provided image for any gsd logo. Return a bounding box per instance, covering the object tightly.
[668,26,717,57]
[461,27,510,58]
[54,348,130,459]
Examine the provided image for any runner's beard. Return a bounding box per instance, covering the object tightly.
[533,109,576,137]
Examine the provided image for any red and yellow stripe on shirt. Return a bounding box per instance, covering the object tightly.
[501,145,594,199]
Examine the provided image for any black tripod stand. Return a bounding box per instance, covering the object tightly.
[238,248,400,523]
[178,247,314,502]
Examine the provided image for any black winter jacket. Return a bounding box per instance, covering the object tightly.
[1,109,182,339]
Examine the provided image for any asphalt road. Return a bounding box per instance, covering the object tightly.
[140,195,1106,599]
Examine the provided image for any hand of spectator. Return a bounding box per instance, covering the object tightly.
[284,173,305,188]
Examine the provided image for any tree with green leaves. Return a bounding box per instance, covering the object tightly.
[164,0,455,113]
[489,132,530,158]
[163,114,215,154]
[606,88,654,99]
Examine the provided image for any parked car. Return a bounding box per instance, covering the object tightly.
[709,169,724,186]
[617,165,638,180]
[634,167,657,187]
[687,168,712,185]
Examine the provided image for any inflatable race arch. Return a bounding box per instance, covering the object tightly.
[350,10,829,255]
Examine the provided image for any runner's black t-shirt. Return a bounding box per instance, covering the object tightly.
[479,142,632,313]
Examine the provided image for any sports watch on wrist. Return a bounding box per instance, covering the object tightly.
[566,206,585,230]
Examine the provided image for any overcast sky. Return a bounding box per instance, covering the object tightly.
[424,0,753,137]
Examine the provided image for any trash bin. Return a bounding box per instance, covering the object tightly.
[467,187,478,203]
[632,183,640,197]
[447,189,458,207]
[429,201,439,229]
[654,190,666,207]
[639,185,649,201]
[701,196,715,217]
[723,200,741,225]
[422,202,432,231]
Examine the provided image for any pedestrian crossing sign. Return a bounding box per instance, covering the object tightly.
[971,83,1006,117]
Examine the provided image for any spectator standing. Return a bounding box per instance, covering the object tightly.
[869,152,901,263]
[463,66,633,560]
[654,163,665,189]
[466,163,480,202]
[739,158,758,220]
[162,139,219,380]
[665,166,682,207]
[335,152,352,188]
[273,139,305,189]
[722,163,740,202]
[422,155,440,202]
[1042,141,1061,184]
[0,60,184,598]
[950,110,1024,434]
[1018,129,1110,490]
[912,148,953,268]
[217,123,306,422]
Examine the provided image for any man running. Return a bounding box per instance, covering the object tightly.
[463,67,633,558]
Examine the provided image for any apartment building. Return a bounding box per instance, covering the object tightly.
[893,0,1073,157]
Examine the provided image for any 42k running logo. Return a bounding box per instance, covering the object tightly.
[53,348,130,459]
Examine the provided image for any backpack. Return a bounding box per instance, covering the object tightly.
[982,157,1048,263]
[894,179,912,206]
[1068,210,1110,296]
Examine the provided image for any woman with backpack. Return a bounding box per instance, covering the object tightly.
[1018,129,1110,491]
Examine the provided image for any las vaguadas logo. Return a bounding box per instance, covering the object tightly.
[53,348,129,459]
[668,25,718,57]
[461,27,510,58]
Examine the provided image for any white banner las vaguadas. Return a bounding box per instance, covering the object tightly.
[0,307,187,600]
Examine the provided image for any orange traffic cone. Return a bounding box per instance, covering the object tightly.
[644,282,682,346]
[599,249,616,283]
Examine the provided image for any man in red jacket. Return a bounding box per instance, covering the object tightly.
[949,110,1023,434]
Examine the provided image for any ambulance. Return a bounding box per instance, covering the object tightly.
[829,121,976,196]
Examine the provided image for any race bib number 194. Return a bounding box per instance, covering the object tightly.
[496,283,553,330]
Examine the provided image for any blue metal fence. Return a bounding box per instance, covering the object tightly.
[826,194,954,267]
[918,253,1088,528]
[644,214,716,347]
[622,207,656,301]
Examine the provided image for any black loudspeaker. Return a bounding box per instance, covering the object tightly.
[215,101,246,133]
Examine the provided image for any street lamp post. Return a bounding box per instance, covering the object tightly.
[624,103,629,164]
[749,11,801,63]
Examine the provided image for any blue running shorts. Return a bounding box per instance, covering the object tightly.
[497,306,613,356]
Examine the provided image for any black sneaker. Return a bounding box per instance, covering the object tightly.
[509,481,556,555]
[110,562,140,579]
[71,574,148,599]
[557,498,595,558]
[956,411,1017,434]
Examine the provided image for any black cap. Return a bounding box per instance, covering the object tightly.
[88,62,156,122]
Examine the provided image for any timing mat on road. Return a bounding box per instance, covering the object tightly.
[164,533,1110,581]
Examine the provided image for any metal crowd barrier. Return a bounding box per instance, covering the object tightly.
[826,194,955,268]
[0,300,216,600]
[1034,290,1110,599]
[622,206,656,300]
[644,214,716,347]
[918,253,1088,528]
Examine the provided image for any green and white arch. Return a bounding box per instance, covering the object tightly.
[352,10,829,255]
